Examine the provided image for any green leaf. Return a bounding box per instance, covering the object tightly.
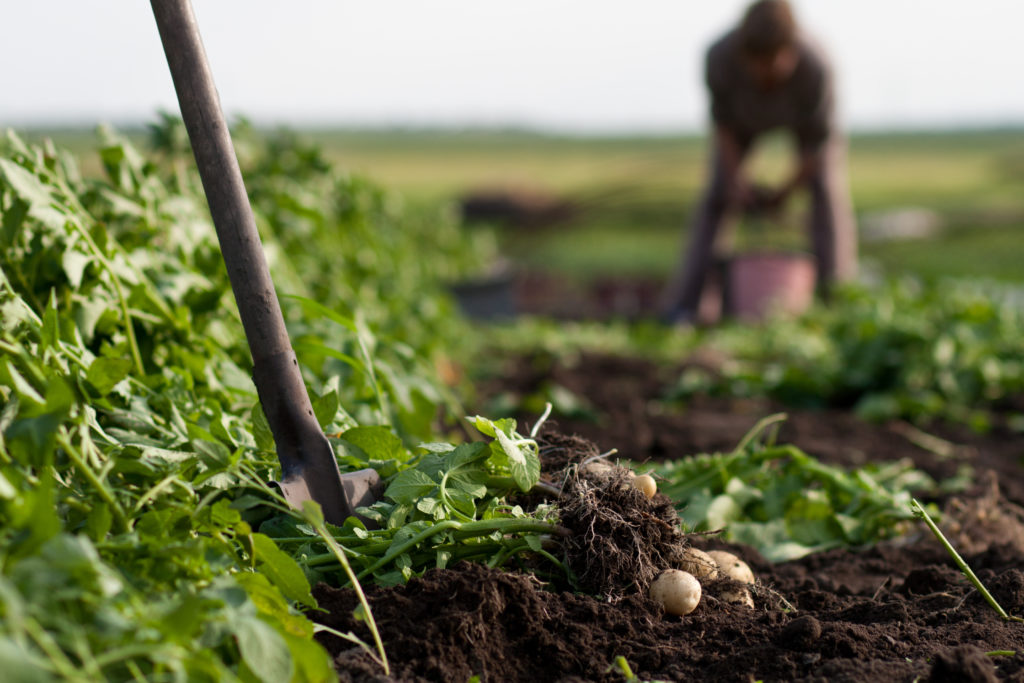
[61,250,92,289]
[41,291,59,350]
[251,403,275,451]
[384,469,437,506]
[0,637,57,683]
[234,571,314,638]
[281,630,335,683]
[4,380,73,467]
[2,360,44,406]
[448,441,490,469]
[311,389,339,430]
[436,549,452,569]
[232,615,294,683]
[448,471,488,500]
[494,428,539,493]
[446,490,478,518]
[387,503,412,528]
[0,470,16,500]
[0,159,53,207]
[469,415,516,439]
[416,497,441,516]
[250,533,317,609]
[86,357,133,396]
[418,442,456,454]
[704,494,743,530]
[192,438,232,467]
[0,197,29,247]
[84,503,113,542]
[341,425,405,462]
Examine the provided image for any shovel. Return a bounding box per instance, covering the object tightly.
[150,0,382,525]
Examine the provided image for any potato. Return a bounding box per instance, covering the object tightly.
[632,474,657,499]
[706,550,755,584]
[649,569,701,616]
[676,547,719,581]
[581,459,614,477]
[719,586,755,608]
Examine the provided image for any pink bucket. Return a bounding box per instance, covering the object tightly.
[728,251,816,322]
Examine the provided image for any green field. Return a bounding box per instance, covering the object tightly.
[27,125,1024,283]
[309,128,1024,283]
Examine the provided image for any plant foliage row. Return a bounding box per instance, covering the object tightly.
[0,123,505,682]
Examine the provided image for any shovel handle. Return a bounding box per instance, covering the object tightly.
[151,0,288,363]
[151,0,351,522]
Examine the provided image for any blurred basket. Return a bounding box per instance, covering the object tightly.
[448,267,517,321]
[727,251,816,322]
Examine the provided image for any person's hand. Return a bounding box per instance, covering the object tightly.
[727,175,756,209]
[747,184,792,215]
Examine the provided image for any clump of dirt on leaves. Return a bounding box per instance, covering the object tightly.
[536,429,691,599]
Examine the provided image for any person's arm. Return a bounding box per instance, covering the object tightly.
[705,35,755,208]
[768,42,833,212]
[767,146,822,208]
[714,124,754,207]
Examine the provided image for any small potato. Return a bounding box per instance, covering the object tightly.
[719,586,755,608]
[649,569,701,616]
[706,550,755,584]
[632,474,657,499]
[676,547,719,581]
[581,459,614,477]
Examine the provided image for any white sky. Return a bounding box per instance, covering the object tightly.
[3,1,1023,132]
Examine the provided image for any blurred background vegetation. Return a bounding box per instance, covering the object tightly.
[24,126,1024,285]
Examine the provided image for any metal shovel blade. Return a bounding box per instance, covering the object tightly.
[277,468,384,523]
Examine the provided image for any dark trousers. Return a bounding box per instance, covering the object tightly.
[662,135,857,317]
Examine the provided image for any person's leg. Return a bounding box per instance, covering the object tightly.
[807,135,857,298]
[662,141,748,321]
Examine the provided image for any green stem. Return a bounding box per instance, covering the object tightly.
[271,534,376,546]
[22,617,83,681]
[125,660,148,683]
[354,520,461,580]
[213,530,248,569]
[733,412,788,453]
[304,518,566,571]
[487,539,531,569]
[58,431,130,534]
[310,516,390,676]
[130,473,181,515]
[450,517,567,540]
[65,218,145,376]
[305,540,391,567]
[530,402,553,438]
[911,498,1023,622]
[92,644,161,669]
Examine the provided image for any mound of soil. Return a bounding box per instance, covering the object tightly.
[312,350,1024,682]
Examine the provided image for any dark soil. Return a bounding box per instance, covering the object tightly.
[313,349,1024,682]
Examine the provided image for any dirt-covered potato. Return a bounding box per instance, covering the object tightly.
[632,474,657,499]
[581,459,615,477]
[719,586,755,608]
[676,547,720,581]
[707,550,755,584]
[649,569,702,616]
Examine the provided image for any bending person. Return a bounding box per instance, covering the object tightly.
[662,0,856,323]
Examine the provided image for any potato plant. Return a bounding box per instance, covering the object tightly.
[670,279,1024,430]
[648,417,940,562]
[0,126,506,681]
